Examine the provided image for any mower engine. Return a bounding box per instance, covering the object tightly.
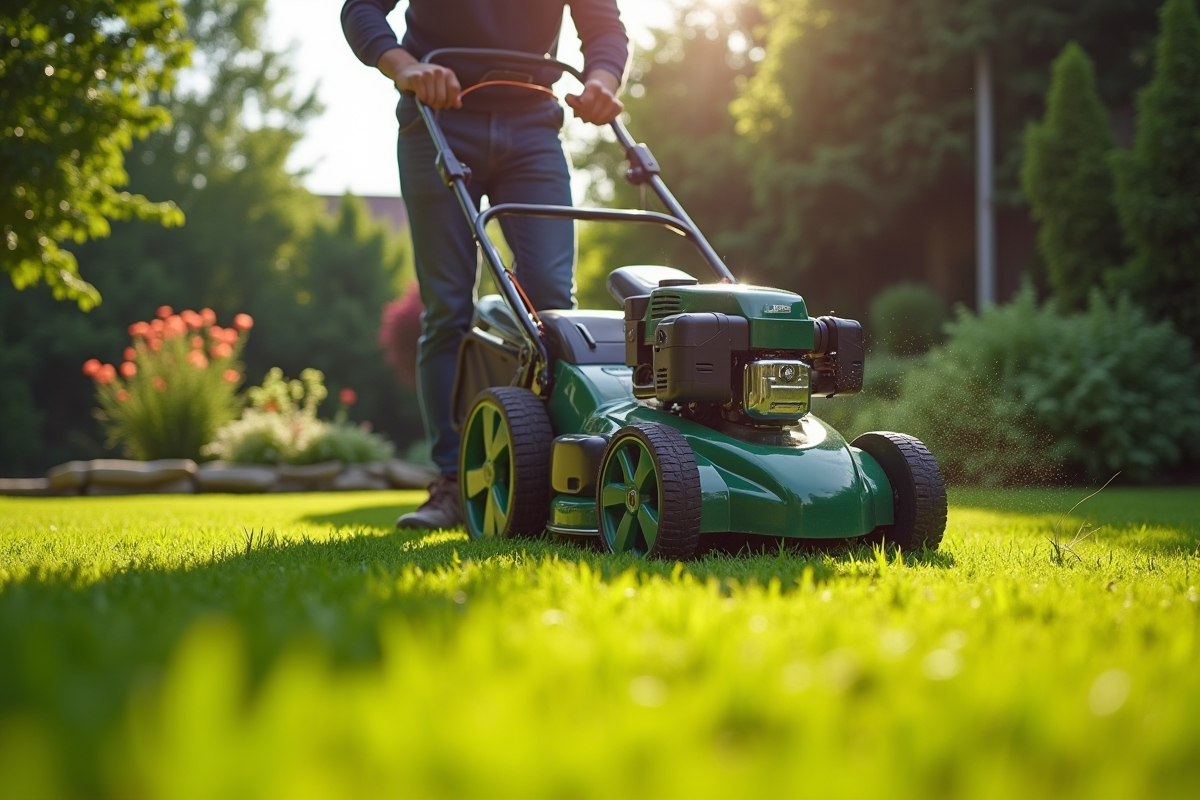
[623,279,863,427]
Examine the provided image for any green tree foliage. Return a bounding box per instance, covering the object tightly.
[727,0,1159,289]
[0,0,419,476]
[1021,43,1124,311]
[574,2,762,307]
[1112,0,1200,346]
[0,0,191,308]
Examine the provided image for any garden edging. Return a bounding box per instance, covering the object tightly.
[0,458,437,496]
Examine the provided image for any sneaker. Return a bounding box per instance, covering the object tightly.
[396,474,464,530]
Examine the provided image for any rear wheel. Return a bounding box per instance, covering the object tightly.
[459,387,553,539]
[597,423,701,560]
[852,431,947,551]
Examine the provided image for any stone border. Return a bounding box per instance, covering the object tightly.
[0,458,437,496]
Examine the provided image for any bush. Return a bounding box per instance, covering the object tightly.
[378,283,423,388]
[829,288,1200,485]
[868,283,946,356]
[205,367,392,464]
[86,307,247,460]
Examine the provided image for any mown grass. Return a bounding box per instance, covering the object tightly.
[1,487,1198,799]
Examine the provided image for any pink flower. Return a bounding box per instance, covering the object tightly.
[200,308,217,326]
[128,321,150,338]
[116,389,130,403]
[152,376,167,392]
[223,369,240,384]
[120,361,137,378]
[187,350,209,369]
[96,364,117,385]
[123,347,136,362]
[339,388,357,406]
[164,315,187,339]
[83,359,101,377]
[210,342,233,359]
[181,310,203,330]
[233,313,254,330]
[156,305,173,319]
[191,336,205,350]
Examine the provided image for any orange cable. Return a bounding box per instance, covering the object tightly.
[457,80,558,102]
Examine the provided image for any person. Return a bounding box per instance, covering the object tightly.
[341,1,629,529]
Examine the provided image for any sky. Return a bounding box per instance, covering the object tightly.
[264,0,679,198]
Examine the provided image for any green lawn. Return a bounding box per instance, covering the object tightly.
[1,487,1198,799]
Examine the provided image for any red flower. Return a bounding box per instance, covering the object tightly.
[263,400,279,412]
[164,315,187,338]
[223,369,240,383]
[148,337,163,352]
[187,350,209,369]
[120,361,137,378]
[96,364,117,385]
[200,308,217,326]
[82,358,101,377]
[190,336,204,350]
[339,388,357,406]
[233,313,254,330]
[156,305,173,319]
[128,321,150,338]
[150,318,165,333]
[152,376,167,392]
[181,310,203,330]
[116,389,130,403]
[123,347,136,362]
[210,342,233,359]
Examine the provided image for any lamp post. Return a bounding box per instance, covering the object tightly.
[976,48,995,309]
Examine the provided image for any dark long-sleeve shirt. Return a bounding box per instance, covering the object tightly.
[341,0,628,109]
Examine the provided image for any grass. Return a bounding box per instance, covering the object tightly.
[1,487,1198,799]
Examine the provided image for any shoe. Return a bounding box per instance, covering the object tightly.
[396,474,464,530]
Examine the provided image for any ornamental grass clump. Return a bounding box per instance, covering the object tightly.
[84,306,250,460]
[205,368,393,465]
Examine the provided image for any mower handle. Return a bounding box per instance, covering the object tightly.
[411,48,737,391]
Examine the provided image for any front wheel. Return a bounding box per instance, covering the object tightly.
[459,387,553,539]
[852,431,947,551]
[596,423,701,560]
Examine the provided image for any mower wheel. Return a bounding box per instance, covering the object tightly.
[852,431,947,551]
[459,387,553,539]
[597,422,701,560]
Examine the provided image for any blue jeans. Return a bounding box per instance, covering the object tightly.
[397,96,576,475]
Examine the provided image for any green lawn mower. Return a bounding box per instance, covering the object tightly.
[418,48,947,559]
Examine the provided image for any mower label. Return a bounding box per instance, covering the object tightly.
[763,304,793,314]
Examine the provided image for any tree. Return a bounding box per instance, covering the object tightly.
[1113,0,1200,346]
[728,0,1160,303]
[575,1,763,308]
[0,0,191,308]
[1020,42,1124,311]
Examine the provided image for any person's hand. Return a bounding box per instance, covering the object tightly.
[396,62,462,109]
[566,71,623,125]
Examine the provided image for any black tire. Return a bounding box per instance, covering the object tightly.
[596,422,702,560]
[459,387,553,539]
[852,431,947,551]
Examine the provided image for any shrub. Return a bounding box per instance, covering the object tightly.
[831,288,1200,485]
[205,367,393,464]
[378,283,423,388]
[86,307,247,460]
[868,283,946,356]
[1112,0,1200,347]
[1021,42,1125,311]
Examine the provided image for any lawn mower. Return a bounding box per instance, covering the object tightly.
[415,48,947,558]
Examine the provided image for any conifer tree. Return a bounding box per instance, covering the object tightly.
[1021,43,1124,311]
[1112,0,1200,345]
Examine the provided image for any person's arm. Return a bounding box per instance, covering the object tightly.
[565,0,629,124]
[340,1,461,109]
